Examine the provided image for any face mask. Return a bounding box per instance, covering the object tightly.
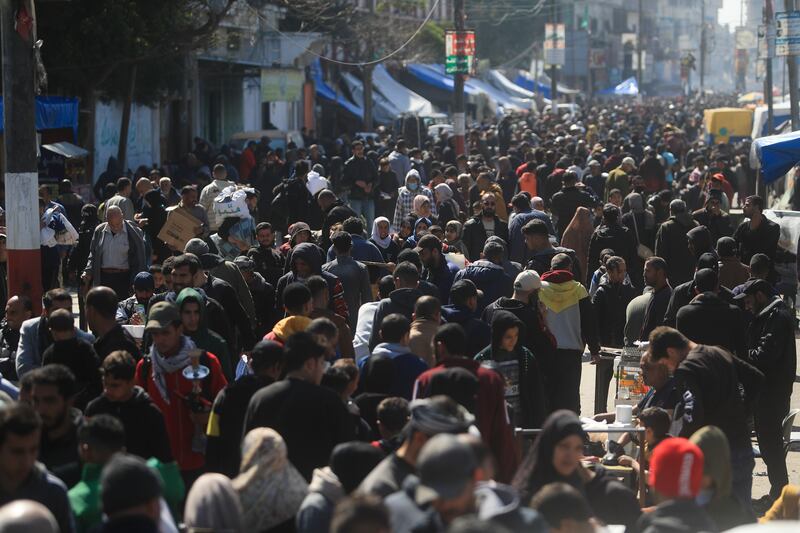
[408,182,419,191]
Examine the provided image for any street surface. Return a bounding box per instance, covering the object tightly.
[579,337,800,499]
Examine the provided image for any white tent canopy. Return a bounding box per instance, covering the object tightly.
[487,70,534,99]
[373,64,435,116]
[751,101,792,139]
[339,71,400,125]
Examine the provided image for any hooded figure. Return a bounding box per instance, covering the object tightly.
[275,242,348,321]
[444,220,469,257]
[560,207,594,283]
[184,473,244,533]
[141,189,169,262]
[393,169,436,231]
[233,428,309,533]
[686,224,715,262]
[403,217,432,249]
[434,182,460,226]
[690,426,752,530]
[513,410,641,529]
[655,201,699,286]
[68,204,100,280]
[622,192,656,250]
[176,288,233,381]
[474,311,547,428]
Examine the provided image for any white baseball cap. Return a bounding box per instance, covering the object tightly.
[514,270,545,292]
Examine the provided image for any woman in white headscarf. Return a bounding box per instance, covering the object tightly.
[369,216,400,263]
[233,428,309,532]
[434,183,461,226]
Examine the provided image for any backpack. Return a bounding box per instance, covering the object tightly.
[138,351,214,403]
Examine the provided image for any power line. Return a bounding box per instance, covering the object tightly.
[246,0,440,67]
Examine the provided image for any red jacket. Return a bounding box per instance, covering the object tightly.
[413,358,520,483]
[136,350,227,471]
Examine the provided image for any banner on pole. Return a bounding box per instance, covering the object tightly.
[544,23,565,66]
[445,31,476,75]
[775,11,800,56]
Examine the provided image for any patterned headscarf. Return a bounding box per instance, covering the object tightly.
[233,428,308,532]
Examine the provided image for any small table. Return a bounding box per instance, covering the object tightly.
[516,425,647,505]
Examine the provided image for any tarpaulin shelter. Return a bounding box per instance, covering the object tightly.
[311,59,363,119]
[0,96,79,140]
[373,64,434,116]
[750,130,800,185]
[512,71,579,99]
[597,77,639,96]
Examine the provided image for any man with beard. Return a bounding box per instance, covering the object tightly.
[247,222,285,288]
[415,235,459,305]
[0,295,33,381]
[734,195,780,263]
[462,193,509,261]
[31,364,82,487]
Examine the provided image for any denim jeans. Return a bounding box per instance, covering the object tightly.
[730,446,755,518]
[349,197,375,230]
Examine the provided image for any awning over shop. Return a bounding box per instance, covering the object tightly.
[0,96,79,140]
[406,64,481,96]
[340,71,399,124]
[750,130,800,185]
[513,71,579,99]
[373,64,434,116]
[311,59,363,119]
[465,76,529,113]
[751,101,792,139]
[42,141,89,159]
[597,77,639,96]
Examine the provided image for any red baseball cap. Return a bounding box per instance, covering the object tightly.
[648,438,704,499]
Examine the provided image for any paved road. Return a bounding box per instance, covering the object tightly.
[577,339,800,500]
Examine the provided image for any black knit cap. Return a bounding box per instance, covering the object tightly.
[101,454,163,516]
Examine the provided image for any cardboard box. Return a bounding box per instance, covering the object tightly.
[158,208,202,250]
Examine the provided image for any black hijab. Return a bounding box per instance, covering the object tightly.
[490,310,523,351]
[512,409,587,501]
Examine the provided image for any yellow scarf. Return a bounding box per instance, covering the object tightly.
[539,280,588,313]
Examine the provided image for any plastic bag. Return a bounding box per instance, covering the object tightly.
[212,186,249,220]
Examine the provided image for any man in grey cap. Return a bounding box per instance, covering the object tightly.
[384,433,478,533]
[358,396,474,498]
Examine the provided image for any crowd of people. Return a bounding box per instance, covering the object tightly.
[0,95,798,532]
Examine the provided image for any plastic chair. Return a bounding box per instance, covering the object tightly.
[784,408,800,458]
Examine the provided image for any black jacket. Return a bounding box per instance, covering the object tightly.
[592,281,638,348]
[734,216,781,263]
[85,386,173,462]
[655,214,699,286]
[206,374,273,478]
[664,281,735,328]
[676,292,747,358]
[42,338,102,411]
[202,274,255,351]
[584,465,642,530]
[692,209,733,245]
[640,284,673,341]
[440,305,490,358]
[482,297,555,364]
[40,408,82,488]
[243,377,356,481]
[369,288,423,350]
[93,323,141,362]
[631,499,717,533]
[247,244,285,288]
[526,246,582,281]
[342,155,378,199]
[550,186,597,237]
[462,215,510,261]
[0,320,20,381]
[587,224,637,287]
[674,344,764,450]
[747,297,797,399]
[320,201,358,251]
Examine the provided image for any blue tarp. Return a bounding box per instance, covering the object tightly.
[512,71,579,99]
[310,60,363,119]
[406,64,481,96]
[597,77,639,96]
[751,130,800,185]
[0,96,79,140]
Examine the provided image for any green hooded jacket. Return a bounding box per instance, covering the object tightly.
[176,288,233,380]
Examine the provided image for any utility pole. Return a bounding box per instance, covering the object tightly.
[787,0,800,130]
[1,0,42,312]
[637,0,643,87]
[766,1,775,135]
[453,0,465,156]
[549,0,557,106]
[700,1,707,91]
